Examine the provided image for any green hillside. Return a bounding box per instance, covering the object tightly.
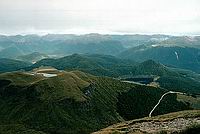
[29,54,200,94]
[29,54,137,77]
[134,60,200,94]
[0,70,190,134]
[118,45,200,73]
[0,58,31,73]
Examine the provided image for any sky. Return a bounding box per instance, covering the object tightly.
[0,0,200,35]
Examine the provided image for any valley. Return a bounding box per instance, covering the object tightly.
[0,34,199,134]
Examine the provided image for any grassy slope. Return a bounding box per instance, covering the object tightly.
[0,71,190,134]
[28,54,137,77]
[0,124,46,134]
[118,45,200,73]
[128,60,200,95]
[29,54,200,95]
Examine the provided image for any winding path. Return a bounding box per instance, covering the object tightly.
[149,91,186,117]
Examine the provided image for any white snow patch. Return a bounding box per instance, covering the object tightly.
[175,51,179,60]
[152,44,159,47]
[150,37,169,41]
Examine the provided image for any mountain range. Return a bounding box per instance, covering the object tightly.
[118,45,200,73]
[0,34,200,134]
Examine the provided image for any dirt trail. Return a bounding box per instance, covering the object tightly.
[149,91,185,117]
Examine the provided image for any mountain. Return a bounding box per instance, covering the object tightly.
[118,45,200,73]
[0,58,31,73]
[16,52,49,63]
[28,54,200,94]
[0,34,126,58]
[1,34,200,59]
[160,36,200,48]
[1,34,200,134]
[28,54,137,77]
[93,110,200,134]
[29,54,168,78]
[128,60,200,94]
[0,70,190,134]
[0,44,27,58]
[132,60,170,76]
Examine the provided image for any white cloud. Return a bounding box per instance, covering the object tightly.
[0,0,200,35]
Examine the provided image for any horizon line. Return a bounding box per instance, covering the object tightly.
[0,32,200,37]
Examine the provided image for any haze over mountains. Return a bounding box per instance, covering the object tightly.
[0,33,200,134]
[1,34,200,72]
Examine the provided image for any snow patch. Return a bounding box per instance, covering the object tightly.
[175,51,179,60]
[152,44,159,47]
[150,37,169,41]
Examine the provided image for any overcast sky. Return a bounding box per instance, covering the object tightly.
[0,0,200,35]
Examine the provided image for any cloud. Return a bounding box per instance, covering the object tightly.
[0,0,199,35]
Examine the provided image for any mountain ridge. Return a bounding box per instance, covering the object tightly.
[0,70,191,134]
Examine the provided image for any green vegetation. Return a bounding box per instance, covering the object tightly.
[177,94,200,109]
[157,75,200,94]
[116,86,189,120]
[0,70,190,134]
[29,54,137,77]
[180,124,200,134]
[118,45,200,73]
[28,54,200,94]
[0,124,46,134]
[0,58,31,73]
[0,34,200,134]
[29,54,170,78]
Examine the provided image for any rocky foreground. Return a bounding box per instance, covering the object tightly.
[93,110,200,134]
